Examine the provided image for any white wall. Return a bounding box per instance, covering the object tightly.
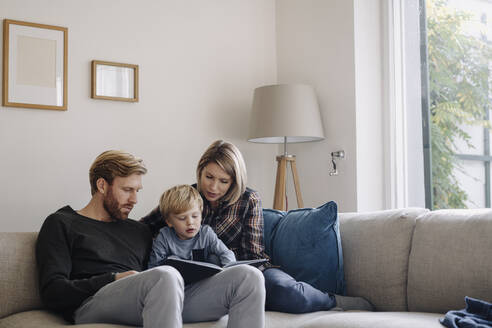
[276,0,391,212]
[1,0,417,232]
[276,0,359,212]
[0,0,278,232]
[354,0,385,211]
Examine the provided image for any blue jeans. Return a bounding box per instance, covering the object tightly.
[264,268,336,313]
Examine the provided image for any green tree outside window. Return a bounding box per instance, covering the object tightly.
[427,0,492,209]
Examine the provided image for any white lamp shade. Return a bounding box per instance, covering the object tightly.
[248,84,325,143]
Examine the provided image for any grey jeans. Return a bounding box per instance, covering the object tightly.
[74,265,265,328]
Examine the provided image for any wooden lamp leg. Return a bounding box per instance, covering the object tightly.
[273,156,287,210]
[273,155,304,210]
[289,157,304,208]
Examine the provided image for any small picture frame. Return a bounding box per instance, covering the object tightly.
[91,60,139,102]
[2,19,68,111]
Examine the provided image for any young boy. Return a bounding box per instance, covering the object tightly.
[147,184,236,270]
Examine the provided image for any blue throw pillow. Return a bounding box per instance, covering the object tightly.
[262,201,345,295]
[262,209,283,256]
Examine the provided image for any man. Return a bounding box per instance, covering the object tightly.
[36,150,265,328]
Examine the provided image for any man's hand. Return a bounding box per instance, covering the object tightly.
[115,270,138,280]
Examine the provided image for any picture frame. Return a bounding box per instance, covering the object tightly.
[2,19,68,111]
[91,60,139,102]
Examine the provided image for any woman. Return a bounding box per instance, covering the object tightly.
[141,140,372,313]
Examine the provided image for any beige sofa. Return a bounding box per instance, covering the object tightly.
[1,208,491,328]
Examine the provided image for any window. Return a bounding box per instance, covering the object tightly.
[421,0,492,209]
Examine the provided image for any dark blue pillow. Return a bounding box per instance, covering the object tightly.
[263,201,345,294]
[263,209,283,256]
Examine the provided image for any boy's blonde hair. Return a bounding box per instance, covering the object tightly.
[159,185,203,221]
[196,140,247,205]
[89,150,147,195]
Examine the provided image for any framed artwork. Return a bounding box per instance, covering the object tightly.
[2,19,68,111]
[91,60,139,102]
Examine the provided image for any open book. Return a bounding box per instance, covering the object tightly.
[162,258,268,285]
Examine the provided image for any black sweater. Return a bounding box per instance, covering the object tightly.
[35,206,152,319]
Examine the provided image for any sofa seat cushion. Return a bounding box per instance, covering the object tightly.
[339,208,428,311]
[0,310,342,328]
[0,308,444,328]
[0,310,76,328]
[0,310,230,328]
[408,209,492,313]
[289,311,444,328]
[0,310,355,328]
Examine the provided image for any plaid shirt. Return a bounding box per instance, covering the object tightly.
[140,185,270,263]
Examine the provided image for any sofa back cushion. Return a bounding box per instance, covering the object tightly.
[339,208,428,311]
[407,209,492,313]
[0,232,43,318]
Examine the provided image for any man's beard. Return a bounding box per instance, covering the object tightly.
[103,188,130,221]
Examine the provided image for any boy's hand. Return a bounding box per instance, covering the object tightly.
[115,270,138,280]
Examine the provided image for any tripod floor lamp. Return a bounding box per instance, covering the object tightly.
[248,84,325,211]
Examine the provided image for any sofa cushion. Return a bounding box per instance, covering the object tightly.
[0,232,43,319]
[263,201,345,294]
[281,311,444,328]
[0,310,69,328]
[0,309,446,328]
[0,309,230,328]
[407,209,492,313]
[339,208,428,311]
[262,208,283,257]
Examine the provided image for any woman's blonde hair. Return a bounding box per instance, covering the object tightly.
[196,140,247,205]
[89,150,147,195]
[159,185,203,221]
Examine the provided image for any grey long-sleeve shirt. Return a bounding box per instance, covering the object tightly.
[148,225,236,269]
